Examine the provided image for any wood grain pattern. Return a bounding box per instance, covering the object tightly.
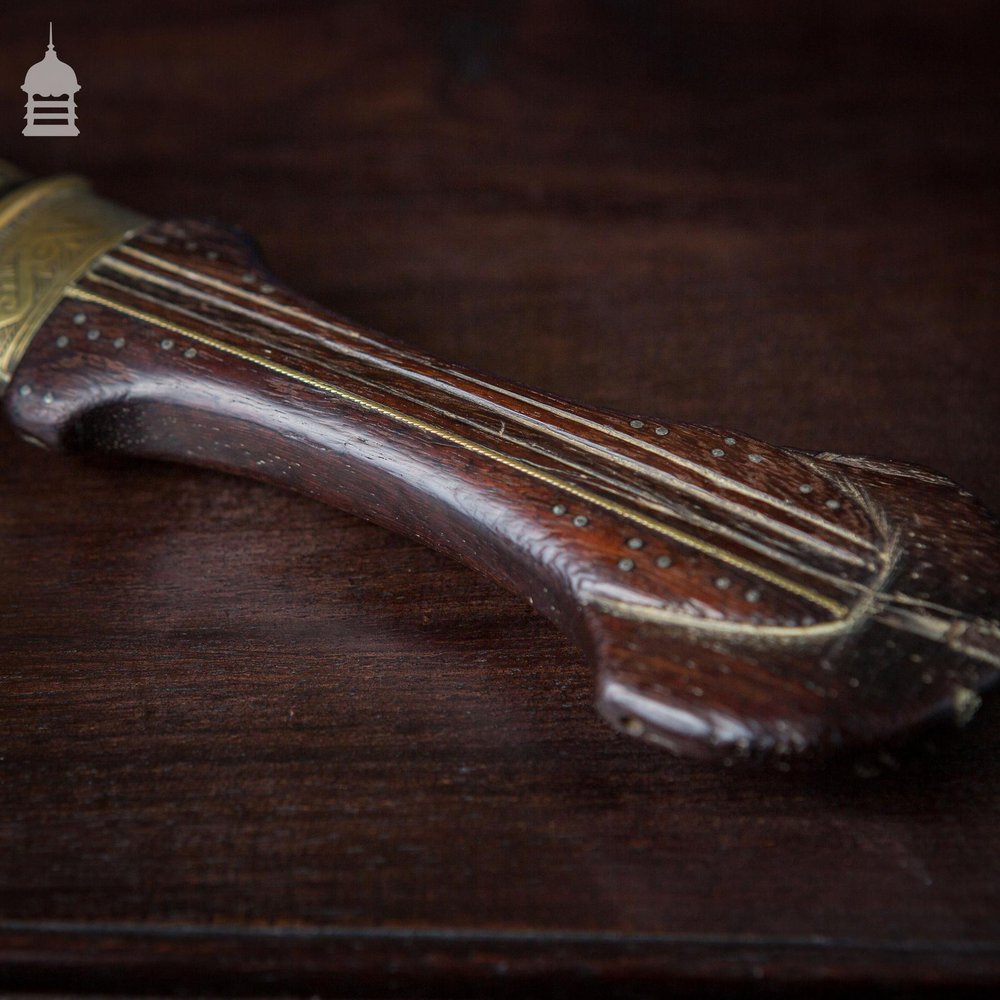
[4,211,999,762]
[1,1,999,995]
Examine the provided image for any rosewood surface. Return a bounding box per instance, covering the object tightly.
[1,1,999,996]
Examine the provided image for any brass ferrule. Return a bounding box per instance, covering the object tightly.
[0,163,147,385]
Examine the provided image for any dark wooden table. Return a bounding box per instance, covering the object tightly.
[2,2,998,996]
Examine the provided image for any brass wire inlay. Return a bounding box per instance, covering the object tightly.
[66,282,848,618]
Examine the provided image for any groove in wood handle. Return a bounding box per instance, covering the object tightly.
[3,189,999,764]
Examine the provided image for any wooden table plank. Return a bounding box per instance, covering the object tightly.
[2,2,998,995]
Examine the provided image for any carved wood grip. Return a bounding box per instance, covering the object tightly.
[3,169,999,763]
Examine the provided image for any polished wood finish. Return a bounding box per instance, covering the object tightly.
[4,212,999,762]
[2,1,999,995]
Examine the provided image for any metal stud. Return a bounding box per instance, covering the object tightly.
[655,555,672,568]
[73,313,86,325]
[183,347,197,359]
[711,448,725,458]
[260,283,275,294]
[113,337,125,349]
[160,338,174,350]
[621,717,645,736]
[572,515,589,528]
[825,499,841,509]
[626,537,644,550]
[799,484,813,494]
[55,335,69,348]
[715,576,731,589]
[724,436,736,445]
[42,392,54,404]
[745,588,761,603]
[654,426,669,436]
[617,558,635,572]
[552,503,567,516]
[17,384,31,396]
[748,453,763,463]
[241,272,255,284]
[86,328,100,341]
[629,419,643,429]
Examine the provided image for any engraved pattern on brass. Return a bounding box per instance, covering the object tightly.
[0,175,146,384]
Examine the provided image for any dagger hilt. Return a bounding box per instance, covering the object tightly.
[2,164,998,763]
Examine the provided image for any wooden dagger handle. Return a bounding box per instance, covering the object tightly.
[2,170,999,763]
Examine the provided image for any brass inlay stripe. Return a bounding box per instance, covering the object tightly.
[66,282,849,618]
[116,244,874,551]
[589,596,858,638]
[107,248,877,561]
[589,534,897,638]
[454,371,880,551]
[89,266,889,612]
[90,266,872,597]
[92,259,872,573]
[118,244,366,339]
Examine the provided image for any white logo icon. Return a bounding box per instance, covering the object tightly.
[22,23,80,137]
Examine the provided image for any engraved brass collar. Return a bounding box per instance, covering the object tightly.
[0,171,147,385]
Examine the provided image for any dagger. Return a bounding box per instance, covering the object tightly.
[1,160,997,764]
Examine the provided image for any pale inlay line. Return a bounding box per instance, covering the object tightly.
[589,533,897,639]
[587,538,999,670]
[103,249,878,563]
[90,263,916,612]
[113,245,875,549]
[85,264,875,582]
[65,282,850,618]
